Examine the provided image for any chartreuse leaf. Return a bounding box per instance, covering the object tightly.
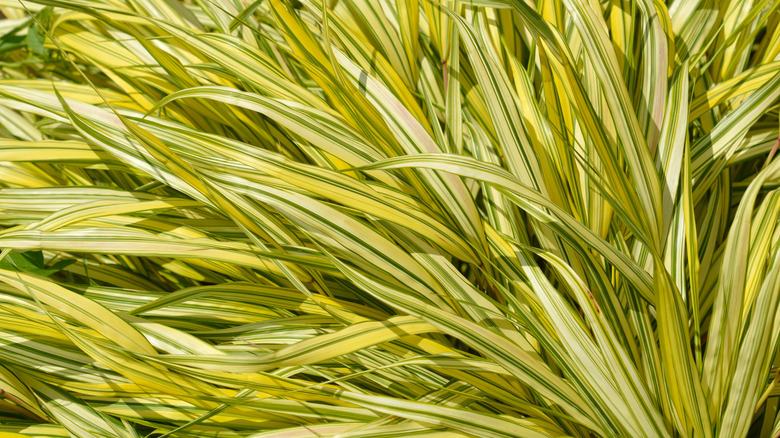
[351,153,656,303]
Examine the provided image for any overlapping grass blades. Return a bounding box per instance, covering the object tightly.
[0,0,778,437]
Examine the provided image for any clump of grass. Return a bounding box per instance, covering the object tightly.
[0,0,778,437]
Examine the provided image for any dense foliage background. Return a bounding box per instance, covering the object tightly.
[0,0,778,437]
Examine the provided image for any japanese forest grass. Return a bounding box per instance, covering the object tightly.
[0,0,778,437]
